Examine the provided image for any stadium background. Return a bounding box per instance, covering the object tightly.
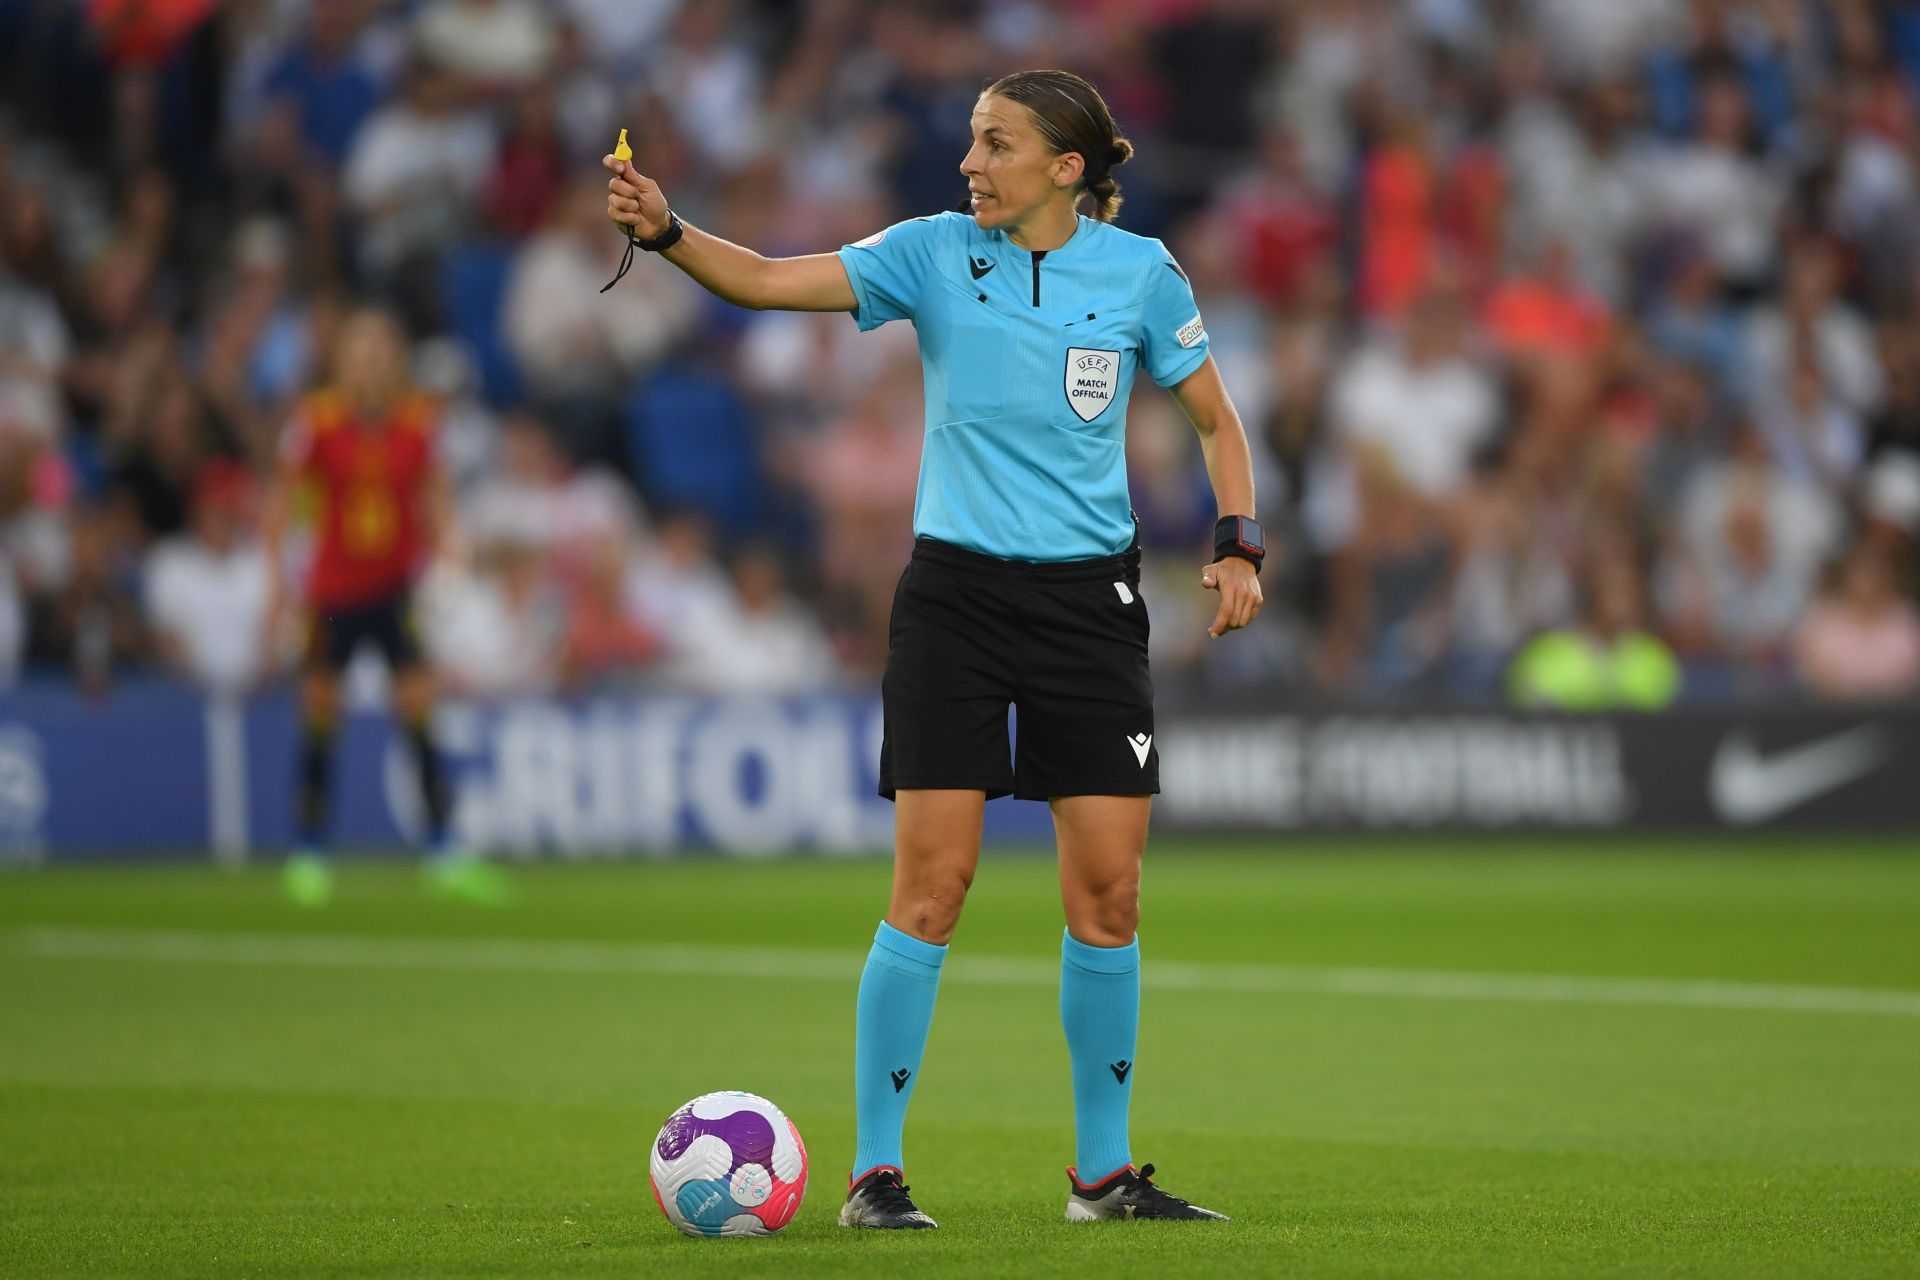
[2,3,1919,1277]
[3,0,1919,856]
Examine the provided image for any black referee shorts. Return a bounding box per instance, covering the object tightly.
[879,536,1158,802]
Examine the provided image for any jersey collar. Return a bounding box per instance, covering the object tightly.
[994,213,1090,258]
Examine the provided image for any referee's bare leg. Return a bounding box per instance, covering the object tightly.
[1054,795,1149,948]
[887,789,987,944]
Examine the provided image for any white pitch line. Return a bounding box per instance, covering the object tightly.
[9,927,1920,1019]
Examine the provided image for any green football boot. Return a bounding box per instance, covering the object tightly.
[423,853,512,907]
[283,852,335,908]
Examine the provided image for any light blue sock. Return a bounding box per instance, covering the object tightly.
[851,920,947,1181]
[1061,928,1139,1183]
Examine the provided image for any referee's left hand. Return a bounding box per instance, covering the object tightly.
[1201,557,1263,638]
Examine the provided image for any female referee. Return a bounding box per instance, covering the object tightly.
[606,69,1261,1228]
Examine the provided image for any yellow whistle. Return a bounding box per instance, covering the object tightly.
[605,128,641,281]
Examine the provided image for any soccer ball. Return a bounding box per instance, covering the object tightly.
[649,1091,808,1237]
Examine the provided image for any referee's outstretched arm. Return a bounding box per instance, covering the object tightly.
[1169,356,1264,638]
[603,154,856,313]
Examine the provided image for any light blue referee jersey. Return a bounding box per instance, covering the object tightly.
[836,211,1210,561]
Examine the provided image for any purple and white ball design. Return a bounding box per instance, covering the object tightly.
[649,1091,808,1237]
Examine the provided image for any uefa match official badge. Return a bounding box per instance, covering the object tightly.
[1064,347,1120,422]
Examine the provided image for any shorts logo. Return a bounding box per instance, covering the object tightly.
[1175,313,1206,349]
[1114,582,1134,604]
[1064,347,1120,423]
[1127,733,1153,768]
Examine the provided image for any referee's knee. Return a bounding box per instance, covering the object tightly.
[888,869,973,946]
[1067,882,1140,948]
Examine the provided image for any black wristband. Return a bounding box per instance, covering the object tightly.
[1213,515,1264,573]
[637,210,684,253]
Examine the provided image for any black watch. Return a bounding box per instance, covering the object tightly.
[637,210,685,253]
[1213,515,1265,573]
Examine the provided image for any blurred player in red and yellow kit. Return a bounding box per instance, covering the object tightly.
[263,306,506,907]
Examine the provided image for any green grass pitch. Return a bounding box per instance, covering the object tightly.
[3,840,1919,1278]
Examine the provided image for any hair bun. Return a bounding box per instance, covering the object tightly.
[1108,137,1134,168]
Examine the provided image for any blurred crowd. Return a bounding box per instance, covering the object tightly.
[3,0,1920,707]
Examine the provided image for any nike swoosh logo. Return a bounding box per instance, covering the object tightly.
[1708,726,1892,825]
[1128,733,1152,768]
[969,258,995,279]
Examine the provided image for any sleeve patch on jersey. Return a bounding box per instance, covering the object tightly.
[852,229,886,248]
[1176,314,1206,349]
